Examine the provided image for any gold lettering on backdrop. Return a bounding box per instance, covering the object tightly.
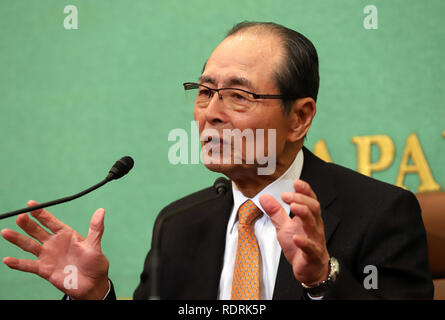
[351,135,395,177]
[396,133,440,192]
[313,139,332,163]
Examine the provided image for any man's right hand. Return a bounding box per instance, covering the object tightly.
[1,200,110,300]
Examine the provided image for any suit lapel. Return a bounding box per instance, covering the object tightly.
[300,147,340,244]
[273,147,341,299]
[181,186,234,299]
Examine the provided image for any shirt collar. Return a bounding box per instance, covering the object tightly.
[228,149,304,233]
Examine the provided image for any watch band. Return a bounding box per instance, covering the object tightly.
[301,257,340,297]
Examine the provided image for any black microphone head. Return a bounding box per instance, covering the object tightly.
[214,177,229,195]
[107,156,134,180]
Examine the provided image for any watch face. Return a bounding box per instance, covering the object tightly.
[330,257,340,280]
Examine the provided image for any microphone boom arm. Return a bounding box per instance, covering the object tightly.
[0,178,110,220]
[0,156,134,220]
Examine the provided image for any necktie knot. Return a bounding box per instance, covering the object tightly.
[238,200,263,226]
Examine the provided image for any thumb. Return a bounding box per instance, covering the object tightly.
[259,194,289,230]
[86,208,105,250]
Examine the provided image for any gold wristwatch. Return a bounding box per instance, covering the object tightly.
[301,257,340,297]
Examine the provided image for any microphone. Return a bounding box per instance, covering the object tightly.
[106,156,134,181]
[213,177,229,195]
[0,156,134,220]
[149,177,229,300]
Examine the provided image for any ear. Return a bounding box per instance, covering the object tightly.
[286,97,316,143]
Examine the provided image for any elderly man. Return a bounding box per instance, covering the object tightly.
[1,21,433,300]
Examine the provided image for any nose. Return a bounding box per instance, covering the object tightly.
[204,90,228,126]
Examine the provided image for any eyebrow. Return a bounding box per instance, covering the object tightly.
[198,75,216,86]
[198,75,254,90]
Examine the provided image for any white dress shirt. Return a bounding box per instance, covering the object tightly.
[217,149,304,300]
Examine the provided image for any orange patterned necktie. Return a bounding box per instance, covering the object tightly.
[231,200,263,300]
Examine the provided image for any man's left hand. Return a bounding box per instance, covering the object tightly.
[259,179,330,286]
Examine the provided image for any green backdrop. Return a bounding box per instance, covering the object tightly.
[0,0,444,299]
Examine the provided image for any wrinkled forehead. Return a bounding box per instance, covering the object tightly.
[201,31,284,92]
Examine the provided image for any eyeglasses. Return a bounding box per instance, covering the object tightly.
[183,82,286,111]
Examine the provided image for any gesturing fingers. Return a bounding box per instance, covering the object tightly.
[292,233,329,280]
[282,192,321,216]
[28,200,70,234]
[1,229,42,257]
[281,180,326,242]
[292,234,318,257]
[3,256,39,274]
[16,213,51,244]
[27,200,84,241]
[282,193,322,232]
[289,203,317,234]
[293,180,318,200]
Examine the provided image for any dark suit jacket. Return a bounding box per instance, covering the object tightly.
[130,147,433,300]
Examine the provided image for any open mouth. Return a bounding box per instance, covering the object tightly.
[201,134,226,147]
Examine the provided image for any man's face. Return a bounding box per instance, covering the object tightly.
[193,31,292,177]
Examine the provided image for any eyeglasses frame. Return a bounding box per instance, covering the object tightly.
[183,82,288,101]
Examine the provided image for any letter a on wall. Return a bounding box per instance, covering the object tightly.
[64,5,78,30]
